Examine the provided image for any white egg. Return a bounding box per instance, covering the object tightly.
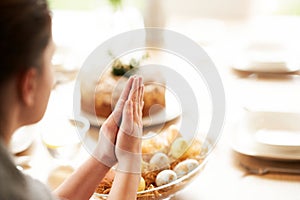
[138,177,146,191]
[150,152,170,169]
[173,159,199,178]
[170,137,188,158]
[155,170,177,186]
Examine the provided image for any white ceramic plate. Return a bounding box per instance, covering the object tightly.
[232,61,300,73]
[232,42,300,73]
[231,109,300,160]
[81,89,182,127]
[9,125,36,154]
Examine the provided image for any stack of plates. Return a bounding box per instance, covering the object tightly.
[232,42,300,74]
[231,108,300,160]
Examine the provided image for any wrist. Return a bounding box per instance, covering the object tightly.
[92,153,116,169]
[116,151,142,174]
[93,133,117,168]
[86,156,111,177]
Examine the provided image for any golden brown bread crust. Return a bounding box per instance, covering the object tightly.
[81,72,165,118]
[142,84,165,117]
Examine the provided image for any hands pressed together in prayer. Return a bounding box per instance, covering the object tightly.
[55,76,144,200]
[94,76,144,173]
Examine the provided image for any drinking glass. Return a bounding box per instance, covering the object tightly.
[40,116,90,165]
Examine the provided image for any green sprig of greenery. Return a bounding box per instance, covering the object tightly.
[108,51,149,77]
[108,0,122,10]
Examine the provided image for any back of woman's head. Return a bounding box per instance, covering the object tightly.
[0,0,51,85]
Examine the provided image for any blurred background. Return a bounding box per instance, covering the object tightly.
[49,0,300,113]
[48,0,300,68]
[48,0,300,17]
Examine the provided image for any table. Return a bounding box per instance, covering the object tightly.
[20,66,300,200]
[19,15,300,200]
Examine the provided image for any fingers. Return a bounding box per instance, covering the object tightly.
[105,76,143,135]
[120,100,134,136]
[119,76,134,102]
[117,100,142,158]
[111,76,135,124]
[132,79,139,123]
[119,99,142,138]
[128,76,138,105]
[128,77,143,124]
[135,87,143,126]
[138,85,144,121]
[137,77,144,125]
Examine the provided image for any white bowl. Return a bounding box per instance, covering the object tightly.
[93,140,211,200]
[231,108,300,160]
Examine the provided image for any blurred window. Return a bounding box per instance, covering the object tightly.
[273,0,300,15]
[47,0,143,11]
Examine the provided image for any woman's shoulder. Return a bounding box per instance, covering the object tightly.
[0,141,58,200]
[24,174,59,200]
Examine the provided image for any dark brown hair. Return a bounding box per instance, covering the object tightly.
[0,0,52,84]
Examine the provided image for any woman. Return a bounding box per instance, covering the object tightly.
[0,0,144,199]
